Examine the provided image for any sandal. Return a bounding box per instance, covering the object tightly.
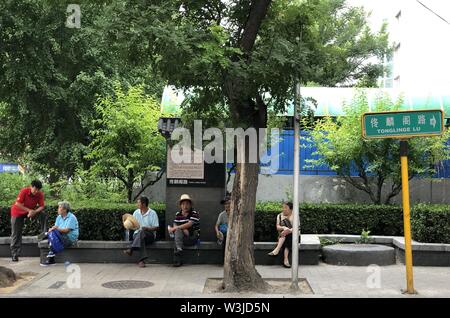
[123,249,132,256]
[268,250,279,256]
[138,261,146,268]
[283,260,291,268]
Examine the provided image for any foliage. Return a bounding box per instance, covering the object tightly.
[100,0,390,129]
[0,173,53,203]
[1,202,448,243]
[356,229,373,244]
[254,202,404,241]
[319,237,345,247]
[0,0,164,181]
[307,91,450,204]
[0,171,129,204]
[0,0,391,291]
[85,84,166,202]
[0,1,108,180]
[0,173,31,203]
[0,202,165,240]
[53,171,128,204]
[411,204,450,244]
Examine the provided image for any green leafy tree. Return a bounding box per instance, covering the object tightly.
[308,91,450,204]
[0,0,164,183]
[86,85,165,203]
[1,0,389,292]
[104,0,389,291]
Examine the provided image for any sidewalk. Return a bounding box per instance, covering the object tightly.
[1,257,449,298]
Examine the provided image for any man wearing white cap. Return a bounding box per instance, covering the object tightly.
[168,194,200,267]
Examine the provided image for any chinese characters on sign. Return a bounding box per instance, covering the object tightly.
[362,110,444,139]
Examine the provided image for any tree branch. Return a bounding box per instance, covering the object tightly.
[239,0,272,54]
[342,175,370,193]
[111,170,128,187]
[355,162,378,203]
[385,182,402,205]
[384,173,416,204]
[376,175,385,205]
[132,167,166,202]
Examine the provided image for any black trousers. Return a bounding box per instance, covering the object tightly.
[10,211,48,258]
[130,230,156,261]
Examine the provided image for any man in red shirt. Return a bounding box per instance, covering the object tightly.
[10,180,47,262]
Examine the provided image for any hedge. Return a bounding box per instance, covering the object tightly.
[0,202,448,243]
[254,203,404,241]
[411,204,450,244]
[0,202,166,241]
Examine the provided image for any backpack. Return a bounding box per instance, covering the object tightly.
[48,230,65,254]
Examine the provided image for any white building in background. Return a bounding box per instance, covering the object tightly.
[349,0,450,91]
[384,0,450,91]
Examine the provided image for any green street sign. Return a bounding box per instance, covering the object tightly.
[362,109,444,139]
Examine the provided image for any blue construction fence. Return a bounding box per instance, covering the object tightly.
[232,130,450,178]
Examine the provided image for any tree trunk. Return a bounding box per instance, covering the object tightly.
[127,168,134,203]
[127,187,133,204]
[221,0,272,292]
[223,162,268,292]
[48,170,59,198]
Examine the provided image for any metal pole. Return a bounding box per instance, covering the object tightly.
[290,81,301,291]
[400,140,416,294]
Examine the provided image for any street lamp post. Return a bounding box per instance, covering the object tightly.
[290,81,301,291]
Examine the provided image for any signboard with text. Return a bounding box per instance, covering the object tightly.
[0,163,20,173]
[166,147,225,187]
[362,110,444,139]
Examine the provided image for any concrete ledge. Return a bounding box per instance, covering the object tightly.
[0,237,39,245]
[393,237,450,266]
[8,234,449,266]
[0,236,40,257]
[318,234,400,245]
[318,234,450,266]
[38,235,321,265]
[322,244,396,266]
[396,249,450,266]
[392,237,450,252]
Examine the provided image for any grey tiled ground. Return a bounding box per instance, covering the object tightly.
[1,257,449,298]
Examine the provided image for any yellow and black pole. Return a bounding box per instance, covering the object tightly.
[399,140,416,294]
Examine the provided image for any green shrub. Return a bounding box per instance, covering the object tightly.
[0,202,166,240]
[0,173,34,203]
[1,202,447,243]
[55,173,128,204]
[255,203,404,241]
[356,229,373,244]
[411,204,450,244]
[319,237,345,246]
